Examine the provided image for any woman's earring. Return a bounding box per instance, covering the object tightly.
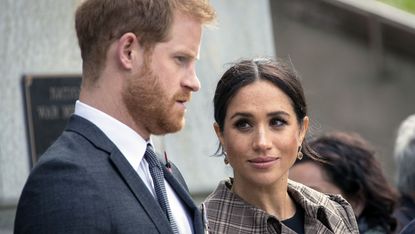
[297,146,303,160]
[223,151,229,164]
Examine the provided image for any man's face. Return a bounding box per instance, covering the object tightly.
[123,12,202,136]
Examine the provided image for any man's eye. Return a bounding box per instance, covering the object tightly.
[175,56,187,63]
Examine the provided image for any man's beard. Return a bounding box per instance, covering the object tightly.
[122,67,188,136]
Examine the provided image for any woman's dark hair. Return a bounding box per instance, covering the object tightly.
[213,57,318,159]
[297,132,397,233]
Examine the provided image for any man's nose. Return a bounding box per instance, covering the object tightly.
[183,66,201,92]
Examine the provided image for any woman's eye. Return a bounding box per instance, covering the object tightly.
[270,118,286,127]
[234,120,251,130]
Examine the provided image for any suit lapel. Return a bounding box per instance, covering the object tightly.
[109,150,173,234]
[163,167,204,234]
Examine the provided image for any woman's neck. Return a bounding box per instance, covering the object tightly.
[231,175,296,220]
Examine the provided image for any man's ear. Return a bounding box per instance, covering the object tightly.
[116,32,141,70]
[213,122,224,146]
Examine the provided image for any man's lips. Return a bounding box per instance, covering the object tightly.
[175,94,191,105]
[176,99,188,104]
[174,93,190,108]
[175,99,189,110]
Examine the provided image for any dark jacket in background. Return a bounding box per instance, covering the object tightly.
[394,195,415,233]
[400,219,415,234]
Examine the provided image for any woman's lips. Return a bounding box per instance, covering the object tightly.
[248,157,279,169]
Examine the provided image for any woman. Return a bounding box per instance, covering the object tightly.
[202,58,359,233]
[290,132,398,234]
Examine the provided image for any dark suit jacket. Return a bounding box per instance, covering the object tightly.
[401,219,415,234]
[394,195,415,233]
[15,115,204,234]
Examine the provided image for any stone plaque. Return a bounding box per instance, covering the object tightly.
[22,75,81,166]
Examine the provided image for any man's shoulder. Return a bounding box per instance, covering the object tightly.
[30,132,99,179]
[36,114,116,165]
[15,133,112,233]
[16,125,116,231]
[36,128,102,165]
[28,127,115,190]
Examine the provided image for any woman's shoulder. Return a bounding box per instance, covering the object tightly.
[201,179,264,233]
[288,180,360,233]
[202,179,243,213]
[288,179,350,209]
[203,179,230,203]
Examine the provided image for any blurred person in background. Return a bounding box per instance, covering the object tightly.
[290,131,398,234]
[202,58,359,234]
[393,114,415,232]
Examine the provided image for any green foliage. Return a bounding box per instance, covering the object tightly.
[379,0,415,14]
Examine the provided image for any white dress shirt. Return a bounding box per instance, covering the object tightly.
[74,101,193,234]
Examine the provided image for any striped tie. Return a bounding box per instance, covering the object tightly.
[144,144,179,234]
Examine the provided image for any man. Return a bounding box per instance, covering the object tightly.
[14,0,215,233]
[393,114,415,232]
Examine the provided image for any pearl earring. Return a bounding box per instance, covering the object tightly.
[297,146,303,160]
[223,151,229,164]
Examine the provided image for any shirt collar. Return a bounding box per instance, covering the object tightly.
[74,100,152,170]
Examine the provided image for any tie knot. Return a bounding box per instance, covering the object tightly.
[144,144,162,169]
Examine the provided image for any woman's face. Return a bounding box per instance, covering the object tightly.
[214,80,308,188]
